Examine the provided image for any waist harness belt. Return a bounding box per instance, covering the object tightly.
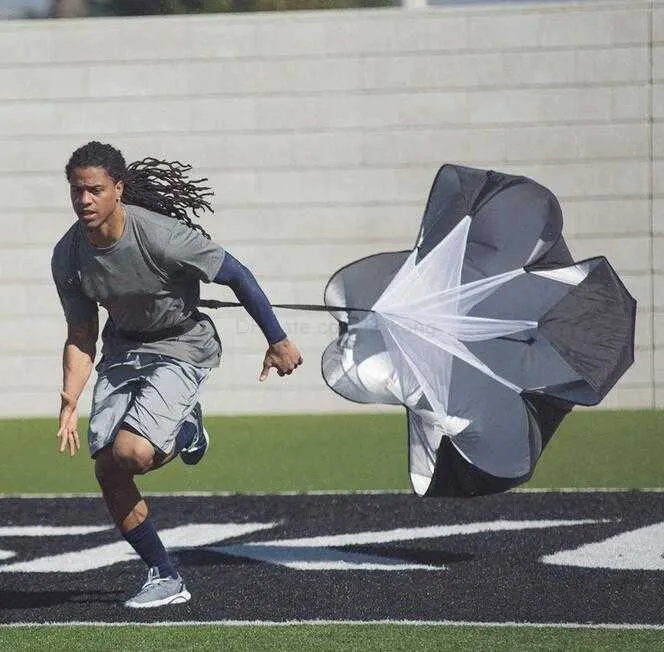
[115,315,200,343]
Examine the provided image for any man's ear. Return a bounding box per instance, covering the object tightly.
[115,179,124,202]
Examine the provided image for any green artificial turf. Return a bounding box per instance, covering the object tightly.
[2,411,663,648]
[1,409,662,494]
[0,624,662,651]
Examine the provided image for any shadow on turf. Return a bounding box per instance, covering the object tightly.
[0,589,122,609]
[175,549,263,567]
[353,545,475,566]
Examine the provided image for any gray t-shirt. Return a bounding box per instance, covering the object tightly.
[51,204,225,368]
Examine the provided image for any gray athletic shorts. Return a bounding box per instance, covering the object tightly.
[88,352,210,457]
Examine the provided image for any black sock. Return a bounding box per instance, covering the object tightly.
[123,518,176,579]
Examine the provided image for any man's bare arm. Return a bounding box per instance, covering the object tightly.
[58,316,98,456]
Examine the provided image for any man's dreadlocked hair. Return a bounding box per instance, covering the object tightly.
[65,141,213,239]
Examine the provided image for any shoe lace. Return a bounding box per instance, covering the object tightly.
[140,567,171,591]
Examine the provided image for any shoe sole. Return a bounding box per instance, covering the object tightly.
[124,588,192,609]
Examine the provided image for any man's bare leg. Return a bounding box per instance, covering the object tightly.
[94,431,189,607]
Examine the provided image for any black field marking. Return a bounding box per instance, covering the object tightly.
[0,492,662,625]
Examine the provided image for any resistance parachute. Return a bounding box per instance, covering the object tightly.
[321,164,636,497]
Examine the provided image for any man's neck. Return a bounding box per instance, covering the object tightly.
[86,205,126,248]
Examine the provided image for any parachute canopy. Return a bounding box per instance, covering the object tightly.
[322,164,636,498]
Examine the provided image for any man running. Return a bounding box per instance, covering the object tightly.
[51,141,302,608]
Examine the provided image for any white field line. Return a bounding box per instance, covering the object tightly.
[0,488,663,499]
[1,620,663,630]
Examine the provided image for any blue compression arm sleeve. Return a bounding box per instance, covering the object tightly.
[214,253,287,345]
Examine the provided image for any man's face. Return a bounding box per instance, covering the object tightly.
[69,166,123,230]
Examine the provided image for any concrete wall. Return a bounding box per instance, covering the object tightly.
[0,0,658,417]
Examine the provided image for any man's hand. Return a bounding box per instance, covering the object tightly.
[57,391,80,456]
[259,338,303,381]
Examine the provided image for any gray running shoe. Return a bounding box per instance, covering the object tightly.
[124,567,191,608]
[180,402,209,466]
